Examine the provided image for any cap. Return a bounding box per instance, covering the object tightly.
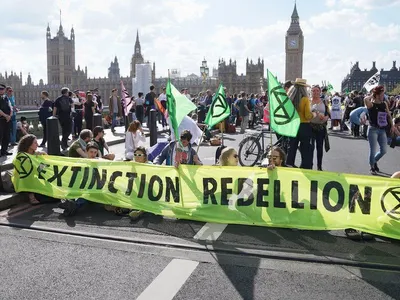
[0,84,6,89]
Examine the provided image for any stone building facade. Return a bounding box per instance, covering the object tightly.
[285,3,304,82]
[341,61,400,93]
[1,18,276,109]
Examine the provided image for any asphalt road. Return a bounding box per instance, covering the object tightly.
[1,125,400,300]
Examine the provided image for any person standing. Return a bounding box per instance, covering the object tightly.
[84,93,96,131]
[158,87,167,129]
[285,79,316,169]
[145,85,156,123]
[6,87,18,146]
[364,85,395,175]
[53,87,73,150]
[0,84,12,156]
[330,92,342,130]
[135,92,145,125]
[109,88,122,133]
[235,92,251,134]
[38,91,53,147]
[310,85,330,171]
[71,91,83,139]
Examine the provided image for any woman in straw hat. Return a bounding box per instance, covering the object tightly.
[285,78,317,169]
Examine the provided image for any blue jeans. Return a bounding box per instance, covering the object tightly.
[10,116,17,143]
[111,113,118,129]
[76,198,88,208]
[367,126,387,166]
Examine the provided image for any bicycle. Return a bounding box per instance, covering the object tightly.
[238,128,290,167]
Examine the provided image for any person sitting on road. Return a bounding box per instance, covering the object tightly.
[127,146,153,220]
[388,117,400,148]
[92,126,115,160]
[261,146,286,170]
[154,130,202,167]
[125,120,146,161]
[218,147,238,166]
[68,129,93,158]
[60,142,100,217]
[17,134,61,205]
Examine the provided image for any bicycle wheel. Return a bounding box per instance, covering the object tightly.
[238,136,261,166]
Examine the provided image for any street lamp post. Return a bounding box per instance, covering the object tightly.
[200,57,209,91]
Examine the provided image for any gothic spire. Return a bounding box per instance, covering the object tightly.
[291,2,299,20]
[58,9,64,36]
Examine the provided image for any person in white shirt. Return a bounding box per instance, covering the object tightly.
[330,92,342,130]
[158,87,167,129]
[125,120,146,160]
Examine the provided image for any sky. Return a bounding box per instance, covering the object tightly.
[1,0,400,91]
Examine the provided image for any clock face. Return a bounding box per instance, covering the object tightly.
[288,37,298,49]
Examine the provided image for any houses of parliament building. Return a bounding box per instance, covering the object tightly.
[0,22,265,109]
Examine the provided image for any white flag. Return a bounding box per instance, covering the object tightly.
[363,71,380,92]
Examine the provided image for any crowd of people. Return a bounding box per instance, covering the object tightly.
[2,80,400,242]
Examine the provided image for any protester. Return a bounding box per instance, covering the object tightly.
[53,87,73,150]
[330,92,342,130]
[364,85,395,175]
[60,142,100,217]
[38,91,53,147]
[125,120,146,160]
[168,115,203,145]
[261,146,286,169]
[235,92,251,134]
[145,85,156,121]
[310,85,330,171]
[17,134,60,205]
[84,92,96,131]
[6,87,18,146]
[92,126,115,160]
[154,130,202,166]
[388,117,400,147]
[135,92,145,125]
[109,88,122,133]
[349,106,368,138]
[127,146,151,220]
[16,116,29,141]
[218,147,238,166]
[0,83,12,156]
[72,91,83,139]
[285,79,316,169]
[68,129,93,158]
[158,86,167,129]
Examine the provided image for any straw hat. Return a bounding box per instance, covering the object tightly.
[294,78,310,87]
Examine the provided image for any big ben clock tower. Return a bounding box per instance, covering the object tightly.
[285,3,304,81]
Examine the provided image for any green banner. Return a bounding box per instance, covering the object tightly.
[267,70,300,137]
[205,83,230,129]
[13,153,400,240]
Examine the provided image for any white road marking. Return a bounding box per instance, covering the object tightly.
[193,223,228,241]
[136,259,198,300]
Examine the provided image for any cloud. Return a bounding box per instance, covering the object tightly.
[325,0,336,7]
[164,0,209,22]
[339,0,400,9]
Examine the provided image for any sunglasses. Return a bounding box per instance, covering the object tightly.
[267,155,280,160]
[134,153,145,157]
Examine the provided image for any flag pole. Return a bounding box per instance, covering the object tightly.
[196,126,206,154]
[267,70,273,150]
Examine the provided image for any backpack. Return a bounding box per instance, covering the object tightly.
[59,96,71,112]
[1,170,15,193]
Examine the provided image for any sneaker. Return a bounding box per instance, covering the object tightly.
[345,228,362,240]
[370,168,377,175]
[58,199,70,209]
[361,232,374,241]
[62,201,78,217]
[129,210,144,220]
[373,163,380,172]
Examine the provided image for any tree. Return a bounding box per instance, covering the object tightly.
[389,83,400,95]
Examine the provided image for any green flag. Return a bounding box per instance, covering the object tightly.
[166,79,197,140]
[327,82,334,94]
[204,83,230,128]
[267,70,300,137]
